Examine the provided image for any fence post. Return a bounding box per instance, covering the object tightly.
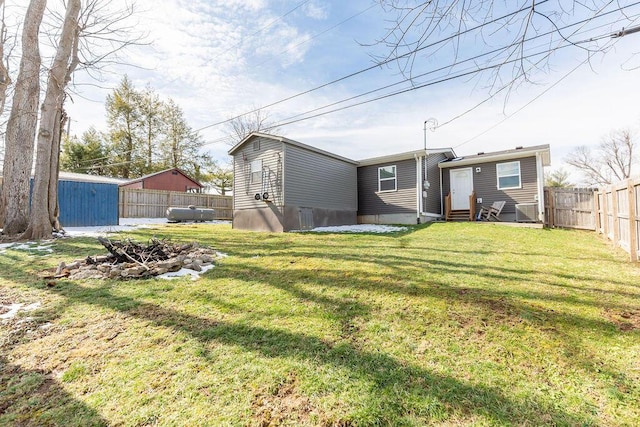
[121,188,128,218]
[594,191,601,234]
[612,185,619,248]
[548,188,555,227]
[628,180,638,262]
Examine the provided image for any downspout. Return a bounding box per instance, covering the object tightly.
[415,154,421,224]
[423,151,428,216]
[535,152,545,222]
[439,166,444,217]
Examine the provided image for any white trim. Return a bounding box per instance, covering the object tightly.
[439,166,443,216]
[250,159,262,184]
[439,146,551,168]
[415,155,421,221]
[377,165,397,193]
[230,132,358,165]
[496,161,521,190]
[449,167,474,210]
[359,148,455,166]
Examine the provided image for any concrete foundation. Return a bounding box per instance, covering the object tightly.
[233,205,357,232]
[233,204,285,232]
[358,213,441,225]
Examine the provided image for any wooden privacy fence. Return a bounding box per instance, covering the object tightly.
[544,187,597,230]
[119,188,232,220]
[544,181,640,262]
[595,179,639,262]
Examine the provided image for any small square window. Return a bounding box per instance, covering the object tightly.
[496,161,521,190]
[378,165,397,192]
[250,159,262,184]
[253,140,260,151]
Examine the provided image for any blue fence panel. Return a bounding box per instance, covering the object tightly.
[58,180,119,227]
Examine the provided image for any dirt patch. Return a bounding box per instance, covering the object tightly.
[251,372,318,427]
[603,308,640,331]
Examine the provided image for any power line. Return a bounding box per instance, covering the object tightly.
[438,0,625,132]
[194,0,553,132]
[249,3,378,70]
[195,9,640,146]
[81,3,640,170]
[262,11,629,128]
[452,18,638,149]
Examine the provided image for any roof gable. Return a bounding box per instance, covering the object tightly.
[228,132,358,165]
[120,168,203,188]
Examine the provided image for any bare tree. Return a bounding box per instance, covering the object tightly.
[25,0,81,239]
[226,108,280,145]
[0,0,46,235]
[371,2,635,96]
[0,0,142,239]
[566,129,637,186]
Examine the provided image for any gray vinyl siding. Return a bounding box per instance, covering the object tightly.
[357,158,417,216]
[423,153,447,214]
[442,156,538,214]
[283,144,357,211]
[232,136,284,210]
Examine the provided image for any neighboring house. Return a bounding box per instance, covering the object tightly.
[228,132,551,231]
[439,145,551,222]
[357,148,456,225]
[119,168,203,193]
[229,133,358,232]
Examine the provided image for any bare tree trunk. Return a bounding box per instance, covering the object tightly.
[0,0,45,235]
[25,0,80,240]
[48,109,65,230]
[0,0,12,114]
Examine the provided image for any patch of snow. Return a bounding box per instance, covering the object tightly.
[292,224,408,233]
[0,302,41,320]
[0,241,53,253]
[61,218,231,238]
[157,263,215,280]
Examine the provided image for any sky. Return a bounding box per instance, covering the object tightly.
[14,0,640,183]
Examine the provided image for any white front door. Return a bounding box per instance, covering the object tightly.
[450,168,473,210]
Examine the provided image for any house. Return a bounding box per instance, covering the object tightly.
[439,145,551,222]
[119,168,203,193]
[228,132,551,231]
[357,148,456,224]
[229,133,358,232]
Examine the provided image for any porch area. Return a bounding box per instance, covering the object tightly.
[444,192,477,222]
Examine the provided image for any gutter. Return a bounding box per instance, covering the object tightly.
[439,165,444,217]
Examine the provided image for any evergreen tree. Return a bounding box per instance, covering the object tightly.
[105,76,144,178]
[60,128,108,175]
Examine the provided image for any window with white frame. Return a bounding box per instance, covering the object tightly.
[250,159,262,184]
[496,161,521,189]
[378,165,397,192]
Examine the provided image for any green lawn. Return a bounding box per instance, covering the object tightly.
[1,222,639,426]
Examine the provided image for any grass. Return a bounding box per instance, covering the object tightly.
[1,222,639,426]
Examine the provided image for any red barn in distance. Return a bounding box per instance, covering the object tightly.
[119,168,203,193]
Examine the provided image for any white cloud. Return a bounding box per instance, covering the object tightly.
[303,1,330,20]
[50,0,640,172]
